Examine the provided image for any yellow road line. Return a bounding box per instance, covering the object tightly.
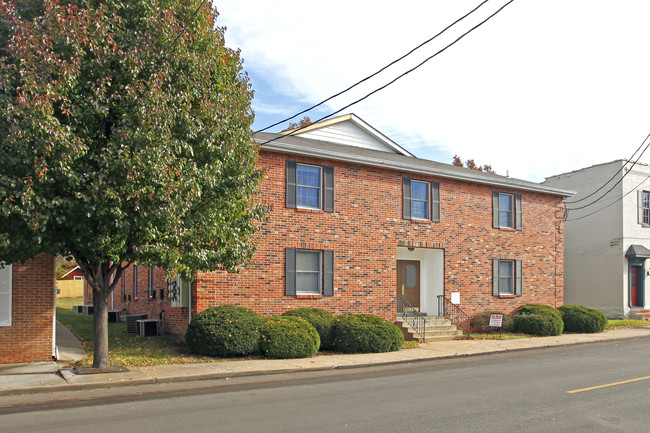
[567,375,650,394]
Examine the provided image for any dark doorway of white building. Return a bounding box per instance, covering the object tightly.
[630,265,644,307]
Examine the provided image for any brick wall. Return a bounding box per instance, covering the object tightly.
[0,254,55,363]
[106,150,565,335]
[194,151,564,325]
[94,265,191,335]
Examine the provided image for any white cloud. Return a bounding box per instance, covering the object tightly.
[216,0,650,182]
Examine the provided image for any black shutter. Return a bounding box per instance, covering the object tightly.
[515,194,522,230]
[323,250,334,296]
[286,160,297,209]
[515,260,523,296]
[285,248,296,296]
[492,192,500,228]
[492,259,499,296]
[324,166,334,212]
[403,178,411,220]
[431,182,440,223]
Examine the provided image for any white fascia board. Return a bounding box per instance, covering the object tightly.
[344,114,414,157]
[261,140,574,197]
[284,114,414,157]
[60,266,80,279]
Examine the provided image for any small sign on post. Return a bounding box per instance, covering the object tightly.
[489,314,503,328]
[489,313,504,338]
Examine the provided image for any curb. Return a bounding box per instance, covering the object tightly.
[2,331,649,398]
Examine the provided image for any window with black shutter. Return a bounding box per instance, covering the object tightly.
[286,248,334,296]
[492,259,522,296]
[403,178,440,222]
[286,161,334,212]
[493,192,522,230]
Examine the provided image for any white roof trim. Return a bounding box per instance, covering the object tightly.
[60,266,80,279]
[282,114,414,157]
[259,137,574,197]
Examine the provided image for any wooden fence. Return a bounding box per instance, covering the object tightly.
[57,279,84,298]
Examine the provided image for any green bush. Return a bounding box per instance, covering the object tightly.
[512,304,563,336]
[185,305,264,357]
[260,316,320,359]
[515,303,562,318]
[558,305,607,333]
[471,311,514,332]
[282,308,334,350]
[332,314,404,353]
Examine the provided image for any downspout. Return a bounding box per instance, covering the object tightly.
[188,280,192,324]
[555,205,563,308]
[53,262,58,360]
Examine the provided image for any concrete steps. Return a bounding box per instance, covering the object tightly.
[396,316,465,342]
[634,309,650,320]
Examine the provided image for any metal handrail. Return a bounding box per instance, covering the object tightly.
[437,295,471,338]
[397,295,427,342]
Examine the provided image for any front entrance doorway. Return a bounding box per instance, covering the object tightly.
[397,260,420,312]
[631,265,643,307]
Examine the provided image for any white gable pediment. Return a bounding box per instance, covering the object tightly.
[284,114,413,156]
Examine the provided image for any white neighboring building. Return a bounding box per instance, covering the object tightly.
[544,160,650,319]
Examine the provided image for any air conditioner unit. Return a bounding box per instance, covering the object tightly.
[126,314,148,334]
[136,319,159,337]
[82,305,94,315]
[107,310,119,323]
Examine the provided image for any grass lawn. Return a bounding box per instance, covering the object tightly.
[468,318,650,340]
[606,319,650,330]
[56,297,217,367]
[57,298,421,365]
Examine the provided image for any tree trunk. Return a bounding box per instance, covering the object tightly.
[92,284,111,368]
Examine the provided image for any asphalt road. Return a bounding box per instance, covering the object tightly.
[2,337,650,432]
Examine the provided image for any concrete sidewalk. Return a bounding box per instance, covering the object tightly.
[2,326,650,397]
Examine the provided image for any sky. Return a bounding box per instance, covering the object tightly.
[214,0,650,182]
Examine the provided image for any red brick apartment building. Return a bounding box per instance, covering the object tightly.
[97,114,571,335]
[0,255,55,363]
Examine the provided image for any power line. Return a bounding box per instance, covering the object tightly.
[142,0,207,93]
[258,0,516,146]
[161,0,208,60]
[255,0,491,134]
[565,131,650,205]
[565,170,650,222]
[565,135,650,212]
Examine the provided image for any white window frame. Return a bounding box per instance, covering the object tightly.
[497,260,515,295]
[410,180,430,220]
[296,163,322,210]
[0,264,12,327]
[498,193,514,229]
[643,191,650,225]
[296,250,322,295]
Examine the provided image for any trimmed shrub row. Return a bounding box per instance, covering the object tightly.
[185,305,264,357]
[558,305,607,333]
[186,306,403,359]
[332,313,404,354]
[282,307,334,350]
[260,316,320,358]
[471,304,608,337]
